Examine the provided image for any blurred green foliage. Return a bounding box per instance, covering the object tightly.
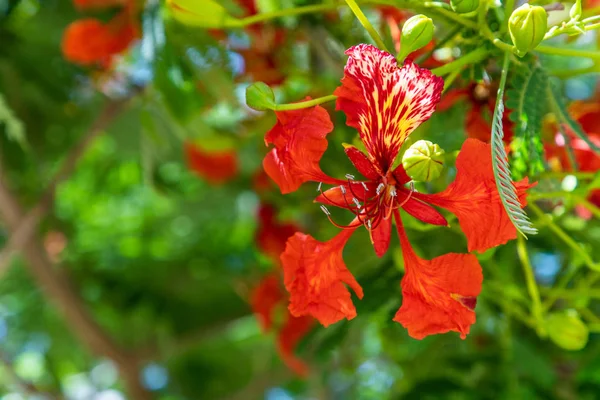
[0,0,600,399]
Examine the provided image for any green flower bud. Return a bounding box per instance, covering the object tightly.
[245,82,276,111]
[450,0,479,14]
[402,140,445,182]
[546,311,589,351]
[399,15,434,61]
[570,0,582,20]
[509,4,548,57]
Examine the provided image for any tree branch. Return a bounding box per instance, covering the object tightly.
[0,99,127,279]
[0,98,151,399]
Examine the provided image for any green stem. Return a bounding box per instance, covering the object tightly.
[481,24,515,53]
[442,67,462,93]
[529,202,600,271]
[542,265,579,312]
[345,0,391,53]
[431,47,490,75]
[426,4,478,29]
[517,236,546,335]
[585,22,600,31]
[274,95,337,111]
[536,46,600,60]
[549,65,600,79]
[235,4,340,27]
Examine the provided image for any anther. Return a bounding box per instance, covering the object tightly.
[352,198,361,209]
[390,187,397,197]
[317,182,322,192]
[320,205,331,215]
[345,174,355,180]
[340,185,346,194]
[376,183,385,195]
[367,220,372,230]
[361,182,369,191]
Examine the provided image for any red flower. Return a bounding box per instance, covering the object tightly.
[544,100,600,218]
[184,142,238,185]
[256,204,299,264]
[438,82,514,143]
[250,274,314,376]
[62,15,138,67]
[265,44,534,339]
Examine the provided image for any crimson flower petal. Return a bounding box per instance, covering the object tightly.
[277,314,314,377]
[393,211,482,339]
[61,16,138,67]
[402,198,448,226]
[185,142,238,184]
[256,205,299,263]
[281,229,363,326]
[436,88,469,111]
[335,44,443,171]
[344,144,382,179]
[250,274,286,331]
[371,216,392,257]
[263,105,340,194]
[416,139,535,253]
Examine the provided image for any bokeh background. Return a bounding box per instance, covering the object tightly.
[1,0,600,399]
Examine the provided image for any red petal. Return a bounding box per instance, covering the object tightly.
[281,229,363,327]
[417,139,535,253]
[402,198,448,226]
[437,88,469,111]
[185,142,238,184]
[250,274,286,331]
[393,211,482,339]
[344,145,382,179]
[465,104,493,142]
[61,16,138,67]
[256,204,299,263]
[277,314,314,377]
[335,45,443,171]
[371,217,392,257]
[263,105,339,194]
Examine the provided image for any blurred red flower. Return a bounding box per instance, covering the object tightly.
[251,205,313,376]
[438,82,515,142]
[62,0,139,69]
[545,100,600,218]
[184,142,238,185]
[62,17,138,67]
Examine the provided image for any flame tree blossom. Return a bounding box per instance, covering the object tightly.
[184,141,239,185]
[250,205,314,376]
[262,44,534,339]
[437,82,515,143]
[61,0,139,68]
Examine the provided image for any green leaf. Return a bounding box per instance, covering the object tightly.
[0,92,27,149]
[166,0,241,28]
[507,62,548,179]
[548,78,600,156]
[245,82,276,111]
[491,53,537,237]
